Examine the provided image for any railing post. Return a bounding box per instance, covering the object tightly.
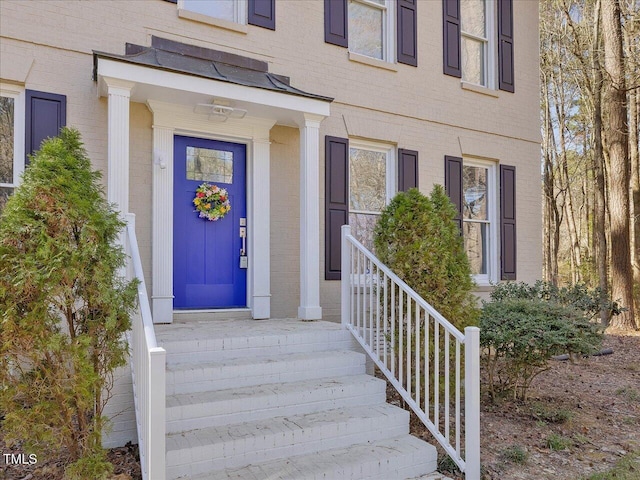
[148,347,166,480]
[341,225,352,326]
[464,326,481,480]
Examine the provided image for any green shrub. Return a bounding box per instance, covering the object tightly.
[373,186,479,330]
[546,433,573,451]
[0,128,138,477]
[500,445,528,464]
[480,282,605,401]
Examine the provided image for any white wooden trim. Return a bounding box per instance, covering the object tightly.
[105,78,134,214]
[151,125,175,324]
[147,100,276,320]
[97,61,331,118]
[297,113,324,320]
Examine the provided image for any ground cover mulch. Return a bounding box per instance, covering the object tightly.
[391,332,640,480]
[0,438,141,480]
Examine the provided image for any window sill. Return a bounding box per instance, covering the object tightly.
[461,81,499,98]
[177,8,248,34]
[348,52,397,72]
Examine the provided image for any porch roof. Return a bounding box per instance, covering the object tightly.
[92,36,333,103]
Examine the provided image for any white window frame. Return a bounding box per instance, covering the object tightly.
[0,83,26,192]
[348,0,396,63]
[460,0,496,89]
[348,139,395,249]
[178,0,248,25]
[462,157,498,285]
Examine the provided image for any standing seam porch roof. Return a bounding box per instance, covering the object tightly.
[92,36,333,103]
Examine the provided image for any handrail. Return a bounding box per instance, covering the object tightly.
[340,225,480,480]
[124,214,166,480]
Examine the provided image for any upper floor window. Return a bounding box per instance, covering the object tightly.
[460,0,494,87]
[348,0,393,61]
[180,0,248,24]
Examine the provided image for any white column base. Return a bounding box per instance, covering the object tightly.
[152,297,174,324]
[298,305,323,321]
[252,295,271,319]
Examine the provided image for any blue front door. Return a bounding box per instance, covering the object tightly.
[173,136,247,309]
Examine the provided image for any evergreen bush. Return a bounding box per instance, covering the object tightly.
[480,281,606,401]
[373,186,479,330]
[0,128,137,478]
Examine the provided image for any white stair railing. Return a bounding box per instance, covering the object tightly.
[341,225,480,480]
[123,214,166,480]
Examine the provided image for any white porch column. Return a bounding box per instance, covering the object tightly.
[106,80,134,213]
[251,135,271,319]
[298,114,324,320]
[151,125,174,324]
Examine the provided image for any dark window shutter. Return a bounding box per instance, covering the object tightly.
[25,90,67,163]
[500,165,517,280]
[443,0,461,77]
[324,0,348,48]
[498,0,514,92]
[397,0,418,66]
[398,149,419,192]
[325,136,349,280]
[248,0,275,30]
[444,155,463,231]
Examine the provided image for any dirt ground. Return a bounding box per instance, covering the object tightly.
[401,332,640,480]
[2,333,638,480]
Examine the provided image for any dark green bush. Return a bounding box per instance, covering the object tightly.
[0,128,138,478]
[481,281,606,401]
[373,186,479,330]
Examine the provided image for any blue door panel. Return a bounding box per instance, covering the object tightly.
[173,135,247,309]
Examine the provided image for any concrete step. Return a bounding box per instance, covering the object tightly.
[156,319,356,363]
[189,435,438,480]
[165,349,366,395]
[166,404,411,479]
[166,375,387,433]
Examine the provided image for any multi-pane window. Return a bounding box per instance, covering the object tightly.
[349,143,393,250]
[181,0,247,24]
[348,0,392,61]
[0,93,20,213]
[460,0,491,86]
[462,160,496,283]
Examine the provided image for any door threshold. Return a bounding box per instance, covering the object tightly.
[173,308,253,323]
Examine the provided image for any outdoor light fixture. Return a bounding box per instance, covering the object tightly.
[193,101,247,122]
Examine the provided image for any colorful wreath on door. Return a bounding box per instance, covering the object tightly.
[193,183,231,221]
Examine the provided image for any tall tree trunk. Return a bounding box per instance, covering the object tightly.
[543,80,560,284]
[602,0,637,330]
[593,0,610,324]
[629,84,640,301]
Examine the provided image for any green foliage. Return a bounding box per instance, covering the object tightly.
[0,128,137,472]
[499,445,528,465]
[615,386,640,403]
[529,402,573,424]
[583,451,640,480]
[373,186,479,330]
[63,452,113,480]
[481,281,605,401]
[546,433,573,451]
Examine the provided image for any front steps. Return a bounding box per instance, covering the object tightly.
[156,318,438,480]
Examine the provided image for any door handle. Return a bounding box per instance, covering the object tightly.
[239,226,246,256]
